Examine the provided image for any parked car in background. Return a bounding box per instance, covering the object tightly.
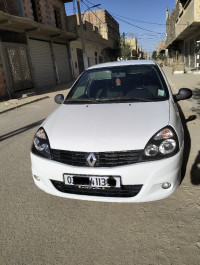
[30,60,192,202]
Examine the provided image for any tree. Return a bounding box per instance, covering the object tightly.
[120,40,132,60]
[157,53,166,61]
[103,41,120,61]
[151,51,157,60]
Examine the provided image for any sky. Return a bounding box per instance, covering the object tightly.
[65,0,176,56]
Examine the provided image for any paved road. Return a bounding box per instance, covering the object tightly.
[0,69,200,265]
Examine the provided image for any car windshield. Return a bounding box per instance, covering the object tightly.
[65,65,169,104]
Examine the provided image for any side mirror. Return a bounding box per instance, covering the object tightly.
[174,88,192,102]
[185,115,196,123]
[54,94,64,104]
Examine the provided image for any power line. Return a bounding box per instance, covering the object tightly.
[81,0,104,24]
[81,0,120,37]
[82,0,165,39]
[83,0,169,26]
[83,0,166,36]
[109,11,166,26]
[81,0,164,52]
[111,14,165,35]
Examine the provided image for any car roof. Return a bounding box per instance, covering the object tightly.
[87,60,157,70]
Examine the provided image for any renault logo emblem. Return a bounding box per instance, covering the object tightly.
[86,153,97,167]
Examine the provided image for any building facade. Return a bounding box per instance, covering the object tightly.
[166,0,200,70]
[0,0,77,98]
[67,10,120,79]
[125,37,138,59]
[157,40,166,54]
[82,9,120,48]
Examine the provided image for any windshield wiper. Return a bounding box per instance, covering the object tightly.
[123,97,153,102]
[64,98,99,104]
[64,97,154,104]
[98,97,153,102]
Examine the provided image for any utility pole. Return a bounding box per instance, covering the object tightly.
[77,0,88,70]
[123,32,125,48]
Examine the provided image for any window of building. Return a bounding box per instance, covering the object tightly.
[54,8,62,29]
[0,2,6,12]
[99,56,103,63]
[95,52,98,64]
[88,57,90,67]
[31,0,40,22]
[45,0,51,25]
[179,0,191,9]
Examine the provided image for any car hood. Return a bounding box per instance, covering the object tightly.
[43,102,170,152]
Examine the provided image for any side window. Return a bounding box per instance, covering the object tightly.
[71,76,91,98]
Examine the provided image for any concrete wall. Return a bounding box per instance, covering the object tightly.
[176,0,195,37]
[70,41,104,79]
[67,13,118,79]
[67,15,115,49]
[194,0,200,21]
[167,0,200,42]
[166,2,180,47]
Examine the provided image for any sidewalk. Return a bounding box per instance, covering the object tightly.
[162,66,200,188]
[162,66,200,120]
[0,81,73,114]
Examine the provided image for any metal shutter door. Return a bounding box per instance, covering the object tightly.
[29,39,56,88]
[54,43,72,83]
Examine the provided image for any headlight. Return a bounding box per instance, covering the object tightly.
[31,128,51,159]
[144,144,158,156]
[159,139,176,154]
[142,126,179,161]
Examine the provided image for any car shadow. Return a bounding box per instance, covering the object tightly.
[0,119,44,142]
[190,151,200,185]
[177,104,193,183]
[0,96,49,115]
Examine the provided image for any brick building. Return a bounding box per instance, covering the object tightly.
[82,9,119,48]
[166,0,200,70]
[0,0,77,98]
[157,40,166,54]
[137,46,144,59]
[125,37,138,59]
[67,9,120,78]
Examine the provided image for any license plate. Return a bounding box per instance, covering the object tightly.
[63,174,121,188]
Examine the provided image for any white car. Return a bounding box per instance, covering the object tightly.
[30,60,192,202]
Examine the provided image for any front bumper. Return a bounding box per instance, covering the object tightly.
[30,146,183,203]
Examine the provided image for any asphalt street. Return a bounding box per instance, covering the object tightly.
[0,68,200,265]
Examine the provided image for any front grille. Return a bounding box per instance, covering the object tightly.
[51,149,142,167]
[51,180,143,198]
